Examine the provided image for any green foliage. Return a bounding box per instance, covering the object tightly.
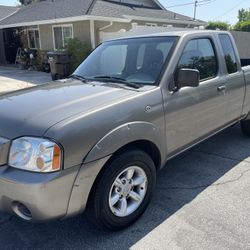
[238,8,250,22]
[64,38,91,73]
[234,20,250,32]
[234,8,250,32]
[206,21,230,31]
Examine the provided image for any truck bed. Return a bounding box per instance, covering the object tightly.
[241,59,250,67]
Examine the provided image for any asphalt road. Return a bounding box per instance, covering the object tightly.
[1,124,250,249]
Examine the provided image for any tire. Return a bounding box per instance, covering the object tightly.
[86,149,156,231]
[241,119,250,136]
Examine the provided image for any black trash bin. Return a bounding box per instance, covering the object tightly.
[47,51,70,80]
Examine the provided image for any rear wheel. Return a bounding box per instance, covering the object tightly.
[241,119,250,136]
[87,149,156,230]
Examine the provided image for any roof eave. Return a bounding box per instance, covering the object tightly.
[124,15,207,26]
[0,13,207,29]
[0,15,131,29]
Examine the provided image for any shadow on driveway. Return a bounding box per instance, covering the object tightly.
[0,124,250,249]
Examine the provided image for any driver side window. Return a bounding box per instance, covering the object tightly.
[177,38,218,81]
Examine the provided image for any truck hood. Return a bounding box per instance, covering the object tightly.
[0,80,139,139]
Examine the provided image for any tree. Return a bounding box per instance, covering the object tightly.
[238,8,250,22]
[234,8,250,32]
[206,21,230,31]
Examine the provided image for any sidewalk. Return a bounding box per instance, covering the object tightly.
[0,66,51,94]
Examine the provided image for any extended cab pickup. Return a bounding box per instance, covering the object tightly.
[0,30,250,230]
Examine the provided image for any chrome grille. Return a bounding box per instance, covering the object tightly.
[0,137,10,166]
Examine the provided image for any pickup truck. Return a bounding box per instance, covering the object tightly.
[0,30,250,230]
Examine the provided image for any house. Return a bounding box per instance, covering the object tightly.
[0,0,206,64]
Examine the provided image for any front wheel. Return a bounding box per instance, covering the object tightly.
[87,149,156,230]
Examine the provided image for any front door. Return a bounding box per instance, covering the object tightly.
[162,37,228,156]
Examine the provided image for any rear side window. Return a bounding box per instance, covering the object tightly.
[177,38,218,81]
[219,34,238,74]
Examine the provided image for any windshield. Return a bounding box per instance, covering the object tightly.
[74,36,177,86]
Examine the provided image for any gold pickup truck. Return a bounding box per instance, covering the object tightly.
[0,30,250,230]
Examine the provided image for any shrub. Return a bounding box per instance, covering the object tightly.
[206,21,230,31]
[64,38,91,73]
[234,20,250,32]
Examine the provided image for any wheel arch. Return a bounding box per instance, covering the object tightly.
[85,139,162,212]
[84,121,166,166]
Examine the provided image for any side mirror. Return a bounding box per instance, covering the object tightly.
[175,68,200,90]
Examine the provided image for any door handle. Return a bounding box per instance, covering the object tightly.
[217,85,226,92]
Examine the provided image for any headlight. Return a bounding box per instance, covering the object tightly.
[9,137,62,172]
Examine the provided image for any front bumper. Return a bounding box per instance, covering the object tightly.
[0,156,111,222]
[0,165,80,221]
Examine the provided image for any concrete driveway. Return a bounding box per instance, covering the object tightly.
[0,66,51,94]
[1,124,250,250]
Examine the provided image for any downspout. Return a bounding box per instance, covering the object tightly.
[99,21,114,31]
[98,21,114,44]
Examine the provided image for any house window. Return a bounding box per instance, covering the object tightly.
[27,29,40,49]
[53,25,73,50]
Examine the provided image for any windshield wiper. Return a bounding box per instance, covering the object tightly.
[93,76,143,89]
[93,75,127,83]
[68,74,87,83]
[124,81,144,89]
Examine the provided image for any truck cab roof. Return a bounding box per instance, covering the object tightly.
[107,29,231,42]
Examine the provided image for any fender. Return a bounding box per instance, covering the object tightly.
[66,122,166,217]
[84,121,166,165]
